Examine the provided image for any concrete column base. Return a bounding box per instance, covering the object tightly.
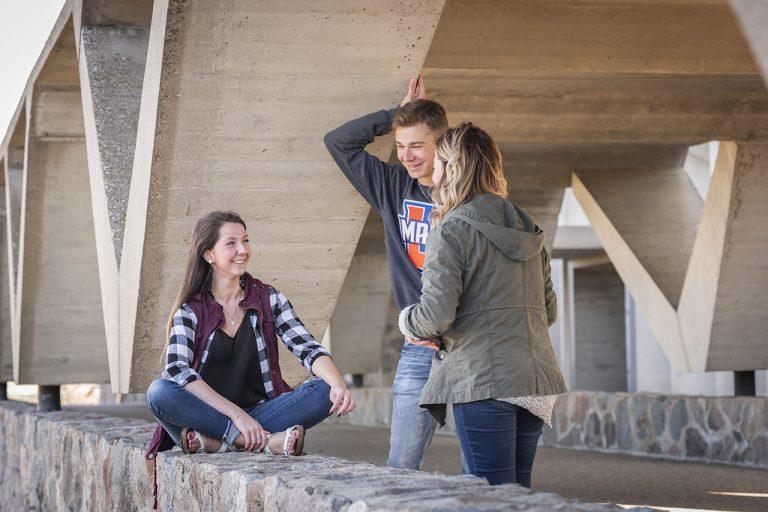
[38,385,61,412]
[735,371,756,396]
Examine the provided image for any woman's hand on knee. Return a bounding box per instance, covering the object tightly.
[329,385,356,417]
[233,413,269,452]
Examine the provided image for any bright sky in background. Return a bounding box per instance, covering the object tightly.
[0,0,66,141]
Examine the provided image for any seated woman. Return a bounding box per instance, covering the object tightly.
[399,123,566,487]
[145,211,354,458]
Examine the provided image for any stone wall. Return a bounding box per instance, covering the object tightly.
[335,388,768,468]
[542,391,768,467]
[0,401,627,511]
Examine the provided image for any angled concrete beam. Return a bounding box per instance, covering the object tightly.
[77,0,151,390]
[119,1,445,392]
[679,142,768,371]
[731,1,768,86]
[575,169,703,309]
[572,169,696,370]
[2,109,26,384]
[576,143,768,372]
[17,16,108,384]
[0,159,9,383]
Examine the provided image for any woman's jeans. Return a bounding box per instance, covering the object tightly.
[453,399,544,487]
[146,377,333,449]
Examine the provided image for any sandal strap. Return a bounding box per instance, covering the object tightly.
[191,431,206,451]
[281,427,295,455]
[264,425,302,456]
[263,436,276,455]
[184,428,228,454]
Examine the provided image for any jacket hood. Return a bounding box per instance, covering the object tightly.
[451,193,544,261]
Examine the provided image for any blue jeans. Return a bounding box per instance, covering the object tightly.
[146,377,333,448]
[453,399,544,487]
[388,342,438,469]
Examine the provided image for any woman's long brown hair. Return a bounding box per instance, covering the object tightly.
[431,122,507,226]
[160,211,247,363]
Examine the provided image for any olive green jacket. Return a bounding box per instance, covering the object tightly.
[401,193,567,424]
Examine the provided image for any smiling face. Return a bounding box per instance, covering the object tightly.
[395,123,438,184]
[203,222,251,279]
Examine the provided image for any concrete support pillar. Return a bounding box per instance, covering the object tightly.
[572,167,702,370]
[329,211,392,376]
[734,371,756,397]
[0,171,10,384]
[118,0,445,392]
[572,260,627,392]
[4,111,25,386]
[679,142,768,371]
[575,142,768,373]
[77,0,152,391]
[629,292,672,394]
[37,385,61,412]
[16,16,108,384]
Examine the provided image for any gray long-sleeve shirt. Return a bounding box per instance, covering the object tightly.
[324,109,433,310]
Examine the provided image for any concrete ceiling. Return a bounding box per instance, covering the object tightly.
[424,0,768,146]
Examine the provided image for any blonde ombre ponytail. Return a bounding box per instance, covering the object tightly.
[431,122,507,226]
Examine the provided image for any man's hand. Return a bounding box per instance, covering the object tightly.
[400,75,427,106]
[406,336,440,351]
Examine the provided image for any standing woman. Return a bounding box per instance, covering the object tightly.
[398,123,566,487]
[146,211,354,461]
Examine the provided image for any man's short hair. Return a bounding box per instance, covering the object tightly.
[392,99,448,138]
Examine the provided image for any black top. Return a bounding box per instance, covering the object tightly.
[200,311,267,408]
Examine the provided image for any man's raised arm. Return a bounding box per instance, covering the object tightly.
[323,78,425,212]
[323,109,398,213]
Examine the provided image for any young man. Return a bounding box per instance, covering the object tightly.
[324,78,448,469]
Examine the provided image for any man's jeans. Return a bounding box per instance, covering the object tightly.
[453,399,544,487]
[388,342,438,469]
[146,377,333,449]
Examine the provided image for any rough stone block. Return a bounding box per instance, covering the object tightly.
[0,401,630,511]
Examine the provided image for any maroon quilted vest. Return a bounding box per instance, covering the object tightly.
[144,274,292,507]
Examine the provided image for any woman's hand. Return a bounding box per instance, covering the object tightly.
[329,385,356,417]
[407,336,441,351]
[309,355,356,417]
[232,412,270,452]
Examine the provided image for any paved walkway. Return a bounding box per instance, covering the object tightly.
[70,404,768,512]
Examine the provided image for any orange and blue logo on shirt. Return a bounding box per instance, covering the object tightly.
[398,199,434,272]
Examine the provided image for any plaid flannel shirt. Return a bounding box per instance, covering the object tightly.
[162,287,330,397]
